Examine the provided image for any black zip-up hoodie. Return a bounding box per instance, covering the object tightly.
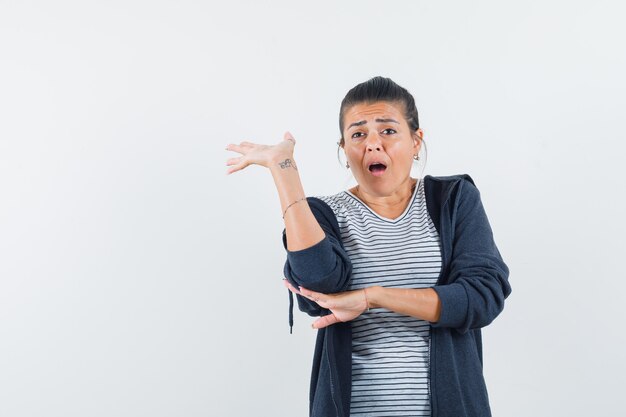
[282,174,512,417]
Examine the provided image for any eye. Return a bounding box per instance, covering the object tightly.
[383,128,397,134]
[351,132,365,139]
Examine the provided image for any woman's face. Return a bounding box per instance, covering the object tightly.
[341,101,423,196]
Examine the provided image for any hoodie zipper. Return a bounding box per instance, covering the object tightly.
[326,332,342,417]
[329,362,341,417]
[428,332,433,416]
[430,254,446,417]
[428,180,454,417]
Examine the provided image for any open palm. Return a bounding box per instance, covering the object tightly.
[283,280,368,329]
[225,131,296,174]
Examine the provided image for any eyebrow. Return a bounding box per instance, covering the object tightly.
[347,118,400,130]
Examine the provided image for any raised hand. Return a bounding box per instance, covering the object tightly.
[283,279,369,329]
[225,131,297,175]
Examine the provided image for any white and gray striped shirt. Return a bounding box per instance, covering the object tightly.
[314,178,442,417]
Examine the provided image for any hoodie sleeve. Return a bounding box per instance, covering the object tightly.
[282,197,353,317]
[429,178,512,334]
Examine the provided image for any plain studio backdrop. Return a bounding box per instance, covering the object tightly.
[1,1,624,416]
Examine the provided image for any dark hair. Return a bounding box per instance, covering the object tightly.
[337,76,425,166]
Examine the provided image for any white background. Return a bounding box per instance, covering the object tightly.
[1,1,624,416]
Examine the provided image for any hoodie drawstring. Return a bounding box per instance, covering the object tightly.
[288,288,294,334]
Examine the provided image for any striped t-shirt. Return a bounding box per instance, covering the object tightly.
[313,178,442,417]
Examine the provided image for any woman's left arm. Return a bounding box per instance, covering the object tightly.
[367,286,441,323]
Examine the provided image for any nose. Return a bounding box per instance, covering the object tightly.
[365,134,383,152]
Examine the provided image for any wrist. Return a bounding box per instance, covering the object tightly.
[269,153,297,170]
[367,286,383,309]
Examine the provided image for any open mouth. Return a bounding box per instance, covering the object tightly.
[368,163,387,176]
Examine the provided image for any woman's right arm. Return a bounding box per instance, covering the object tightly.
[226,133,351,299]
[267,148,352,299]
[268,152,326,252]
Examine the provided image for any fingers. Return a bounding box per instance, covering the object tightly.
[312,313,340,329]
[225,142,254,153]
[226,161,248,175]
[284,131,296,144]
[282,278,302,295]
[298,286,330,307]
[282,281,327,304]
[225,143,248,175]
[283,282,342,330]
[226,157,242,166]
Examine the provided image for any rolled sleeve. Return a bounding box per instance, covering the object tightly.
[283,235,336,284]
[430,283,469,329]
[281,197,353,316]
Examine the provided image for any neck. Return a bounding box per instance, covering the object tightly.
[354,177,417,209]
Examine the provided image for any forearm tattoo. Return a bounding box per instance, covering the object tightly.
[278,158,298,171]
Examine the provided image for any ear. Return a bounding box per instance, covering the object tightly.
[412,129,424,152]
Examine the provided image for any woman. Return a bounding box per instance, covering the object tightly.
[225,76,511,417]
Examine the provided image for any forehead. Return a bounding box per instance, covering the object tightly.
[344,101,405,123]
